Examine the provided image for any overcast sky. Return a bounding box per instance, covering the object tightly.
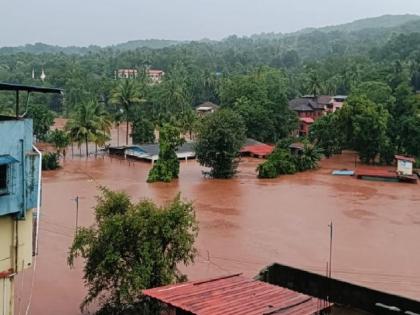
[1,0,420,47]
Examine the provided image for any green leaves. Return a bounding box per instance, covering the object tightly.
[147,124,184,183]
[195,109,246,178]
[309,113,343,158]
[26,103,55,140]
[68,189,198,313]
[257,141,322,178]
[65,100,111,156]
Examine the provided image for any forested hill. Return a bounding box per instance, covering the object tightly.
[296,14,420,34]
[1,14,419,55]
[0,39,182,55]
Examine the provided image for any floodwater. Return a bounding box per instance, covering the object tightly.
[15,129,420,314]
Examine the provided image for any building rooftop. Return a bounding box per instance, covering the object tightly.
[289,98,325,111]
[143,274,331,315]
[395,155,416,163]
[196,101,220,111]
[0,82,63,94]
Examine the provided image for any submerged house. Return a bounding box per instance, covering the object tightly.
[123,142,196,163]
[289,95,347,136]
[395,155,415,176]
[289,96,326,136]
[240,138,274,158]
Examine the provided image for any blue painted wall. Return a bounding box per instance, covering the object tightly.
[0,118,40,217]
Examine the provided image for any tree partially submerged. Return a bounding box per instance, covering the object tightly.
[195,109,246,178]
[67,188,198,314]
[147,124,184,182]
[258,141,322,178]
[309,113,343,158]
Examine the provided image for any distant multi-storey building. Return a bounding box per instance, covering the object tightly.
[115,68,165,83]
[147,69,165,83]
[116,68,138,79]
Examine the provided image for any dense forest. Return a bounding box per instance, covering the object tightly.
[1,14,420,168]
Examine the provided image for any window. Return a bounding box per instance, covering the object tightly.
[0,164,8,195]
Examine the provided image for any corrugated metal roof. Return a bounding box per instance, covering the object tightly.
[0,82,63,94]
[143,274,331,315]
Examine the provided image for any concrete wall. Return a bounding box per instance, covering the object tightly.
[0,117,39,315]
[0,118,39,217]
[0,209,33,315]
[0,276,13,315]
[258,263,420,315]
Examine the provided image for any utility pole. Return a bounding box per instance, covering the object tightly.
[328,221,333,278]
[73,196,79,232]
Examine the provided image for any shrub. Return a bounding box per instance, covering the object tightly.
[42,152,60,170]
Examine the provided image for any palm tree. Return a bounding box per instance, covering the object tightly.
[307,70,322,99]
[297,143,323,171]
[65,101,109,157]
[110,80,144,145]
[93,104,112,156]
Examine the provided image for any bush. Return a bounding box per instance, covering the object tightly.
[257,161,278,178]
[42,152,60,170]
[257,143,321,178]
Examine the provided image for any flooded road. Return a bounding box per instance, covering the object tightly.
[15,149,420,314]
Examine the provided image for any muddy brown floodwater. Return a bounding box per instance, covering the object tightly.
[15,145,420,314]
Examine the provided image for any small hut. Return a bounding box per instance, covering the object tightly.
[395,155,415,176]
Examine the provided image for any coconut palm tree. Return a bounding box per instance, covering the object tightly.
[65,101,109,157]
[93,104,112,156]
[297,143,323,171]
[307,70,322,99]
[110,79,144,145]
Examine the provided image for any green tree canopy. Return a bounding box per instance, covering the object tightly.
[338,95,390,163]
[111,79,144,145]
[147,124,184,182]
[65,101,110,156]
[195,109,246,178]
[309,113,343,158]
[48,129,70,156]
[26,103,55,140]
[68,188,198,314]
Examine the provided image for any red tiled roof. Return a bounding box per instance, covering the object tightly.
[299,117,314,124]
[240,144,274,157]
[395,155,416,163]
[143,274,331,315]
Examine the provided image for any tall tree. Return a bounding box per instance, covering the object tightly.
[338,95,390,163]
[111,79,144,145]
[195,109,246,178]
[147,124,184,183]
[309,113,343,158]
[68,188,198,314]
[65,101,109,157]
